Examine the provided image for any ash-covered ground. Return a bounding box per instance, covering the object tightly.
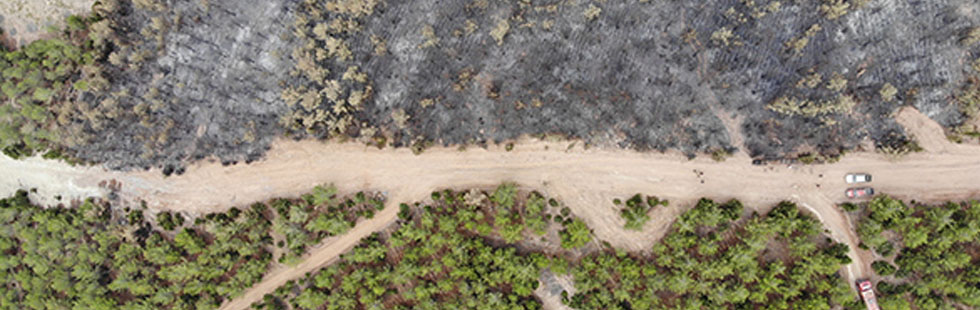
[351,0,979,157]
[358,0,737,153]
[67,0,296,171]
[56,0,980,170]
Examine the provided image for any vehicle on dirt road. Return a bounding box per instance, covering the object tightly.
[845,173,872,183]
[858,280,880,310]
[846,187,875,199]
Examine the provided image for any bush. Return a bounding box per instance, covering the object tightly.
[157,211,176,230]
[875,241,895,257]
[619,194,654,230]
[710,148,730,161]
[560,219,593,249]
[877,282,911,298]
[128,209,144,224]
[872,260,897,276]
[398,203,411,220]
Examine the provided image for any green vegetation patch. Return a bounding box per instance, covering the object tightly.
[616,194,668,230]
[0,184,386,310]
[266,184,385,265]
[256,193,861,310]
[569,199,857,309]
[0,16,102,160]
[0,190,272,310]
[856,196,980,309]
[252,184,585,310]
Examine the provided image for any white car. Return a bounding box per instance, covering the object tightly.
[845,173,872,184]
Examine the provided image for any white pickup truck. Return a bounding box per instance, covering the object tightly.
[859,280,880,310]
[845,173,872,183]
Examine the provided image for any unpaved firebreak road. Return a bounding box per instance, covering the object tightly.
[2,108,979,309]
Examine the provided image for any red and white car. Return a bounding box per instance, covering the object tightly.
[858,280,880,310]
[846,187,875,199]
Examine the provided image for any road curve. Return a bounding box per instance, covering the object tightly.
[2,108,979,309]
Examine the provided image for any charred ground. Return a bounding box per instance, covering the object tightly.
[3,0,979,170]
[68,0,296,171]
[346,0,980,157]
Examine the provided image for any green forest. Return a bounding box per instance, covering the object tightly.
[9,180,980,310]
[855,196,980,309]
[268,185,385,265]
[0,190,270,309]
[252,188,862,310]
[0,185,382,310]
[252,184,588,310]
[570,199,857,309]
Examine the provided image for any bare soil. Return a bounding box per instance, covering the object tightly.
[535,272,577,310]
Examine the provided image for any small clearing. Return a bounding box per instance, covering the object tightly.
[0,0,92,47]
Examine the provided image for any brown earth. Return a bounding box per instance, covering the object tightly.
[2,107,979,309]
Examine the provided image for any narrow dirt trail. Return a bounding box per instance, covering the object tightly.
[219,191,408,310]
[2,108,979,309]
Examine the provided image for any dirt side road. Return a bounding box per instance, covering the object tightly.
[3,107,979,309]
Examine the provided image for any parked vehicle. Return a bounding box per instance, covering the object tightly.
[846,187,875,198]
[858,280,880,310]
[845,173,872,183]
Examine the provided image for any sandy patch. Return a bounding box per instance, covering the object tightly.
[0,0,93,47]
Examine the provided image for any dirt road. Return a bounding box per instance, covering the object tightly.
[3,107,979,309]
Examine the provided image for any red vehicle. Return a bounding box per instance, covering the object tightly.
[846,187,875,199]
[858,280,880,310]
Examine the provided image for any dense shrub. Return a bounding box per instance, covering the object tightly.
[856,196,980,308]
[569,199,857,309]
[252,185,582,309]
[0,190,272,309]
